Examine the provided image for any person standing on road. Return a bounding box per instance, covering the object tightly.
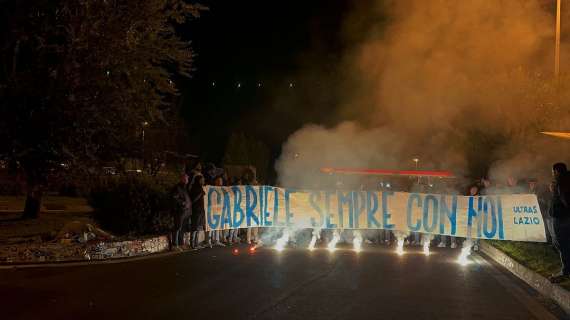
[528,178,551,243]
[409,182,424,246]
[549,163,570,283]
[171,173,192,251]
[189,174,206,250]
[206,175,226,247]
[246,175,260,245]
[480,177,494,195]
[468,184,480,251]
[226,177,242,244]
[438,185,465,249]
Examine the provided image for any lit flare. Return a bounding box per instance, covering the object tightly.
[421,234,433,256]
[457,240,472,266]
[422,241,430,256]
[327,230,341,252]
[396,238,405,256]
[274,231,290,252]
[308,229,320,251]
[353,231,363,253]
[395,231,407,256]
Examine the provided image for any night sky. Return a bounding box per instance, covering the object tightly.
[179,0,357,164]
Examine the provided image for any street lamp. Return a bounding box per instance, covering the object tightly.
[142,121,149,171]
[413,158,420,183]
[556,0,562,80]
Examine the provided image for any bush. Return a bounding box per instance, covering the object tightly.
[89,175,176,236]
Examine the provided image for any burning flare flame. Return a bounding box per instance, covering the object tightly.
[353,231,363,253]
[274,231,290,252]
[327,230,340,252]
[457,239,472,266]
[422,234,433,256]
[308,229,320,251]
[395,231,406,256]
[396,238,405,255]
[422,240,430,256]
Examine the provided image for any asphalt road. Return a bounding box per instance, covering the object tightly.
[0,244,566,320]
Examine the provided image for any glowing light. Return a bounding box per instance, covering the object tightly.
[327,230,340,252]
[319,167,454,178]
[274,231,290,252]
[308,229,320,251]
[457,240,472,266]
[423,240,430,256]
[249,246,256,254]
[253,240,263,250]
[421,234,433,256]
[232,248,239,256]
[395,231,407,256]
[353,231,363,253]
[396,238,405,256]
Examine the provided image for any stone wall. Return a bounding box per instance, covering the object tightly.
[0,235,172,264]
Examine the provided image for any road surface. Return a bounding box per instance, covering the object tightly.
[0,244,566,319]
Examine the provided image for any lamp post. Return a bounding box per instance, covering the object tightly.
[556,0,562,80]
[142,121,149,171]
[413,158,420,183]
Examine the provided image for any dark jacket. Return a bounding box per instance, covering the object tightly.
[172,183,192,222]
[189,182,205,230]
[550,172,570,219]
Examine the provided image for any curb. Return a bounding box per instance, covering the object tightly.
[0,234,172,265]
[0,249,187,269]
[480,241,570,314]
[0,231,212,267]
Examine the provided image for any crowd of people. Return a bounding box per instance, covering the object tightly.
[170,162,260,251]
[168,161,570,283]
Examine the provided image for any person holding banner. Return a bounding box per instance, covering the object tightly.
[438,185,472,249]
[206,175,226,248]
[225,177,242,244]
[409,182,424,246]
[189,174,206,250]
[170,173,192,250]
[244,172,260,245]
[549,163,570,283]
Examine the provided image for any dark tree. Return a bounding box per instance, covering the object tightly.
[0,0,203,218]
[223,132,270,182]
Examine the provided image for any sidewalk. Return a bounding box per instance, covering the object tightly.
[480,241,570,315]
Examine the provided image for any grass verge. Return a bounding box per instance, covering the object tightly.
[487,240,570,290]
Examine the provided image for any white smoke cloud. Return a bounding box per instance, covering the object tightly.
[277,0,570,188]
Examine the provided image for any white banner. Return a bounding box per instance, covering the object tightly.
[205,186,546,242]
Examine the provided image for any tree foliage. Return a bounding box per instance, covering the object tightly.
[0,0,203,217]
[223,132,270,182]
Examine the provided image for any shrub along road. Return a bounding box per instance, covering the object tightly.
[0,245,566,319]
